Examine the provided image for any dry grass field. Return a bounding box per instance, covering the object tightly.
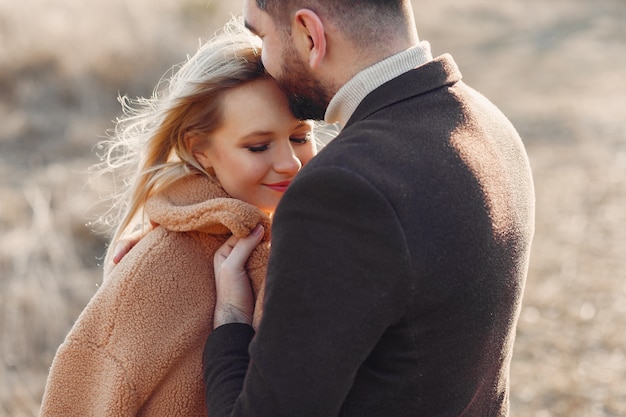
[1,0,624,416]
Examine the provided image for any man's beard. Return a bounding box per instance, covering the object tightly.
[286,92,327,121]
[275,43,330,121]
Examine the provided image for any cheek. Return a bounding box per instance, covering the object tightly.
[222,156,267,188]
[297,144,317,165]
[212,154,247,189]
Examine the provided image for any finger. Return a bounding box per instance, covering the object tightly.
[112,239,133,264]
[223,225,264,267]
[112,225,154,264]
[214,234,240,265]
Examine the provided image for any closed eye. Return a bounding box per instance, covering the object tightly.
[290,133,312,144]
[246,144,269,153]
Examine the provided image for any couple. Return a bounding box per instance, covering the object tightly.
[41,1,535,416]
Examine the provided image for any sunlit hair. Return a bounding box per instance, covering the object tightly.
[92,18,266,245]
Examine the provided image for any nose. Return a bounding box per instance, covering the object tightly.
[273,141,302,175]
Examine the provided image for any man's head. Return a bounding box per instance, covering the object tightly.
[244,0,418,120]
[254,1,411,47]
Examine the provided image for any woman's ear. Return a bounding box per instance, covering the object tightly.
[184,132,212,170]
[293,9,326,70]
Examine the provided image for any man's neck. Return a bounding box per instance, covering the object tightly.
[324,41,433,127]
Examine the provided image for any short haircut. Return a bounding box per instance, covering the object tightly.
[256,0,407,48]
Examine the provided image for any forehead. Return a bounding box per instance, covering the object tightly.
[219,79,301,130]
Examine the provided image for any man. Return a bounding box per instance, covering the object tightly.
[205,1,535,416]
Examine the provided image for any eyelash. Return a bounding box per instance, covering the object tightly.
[246,134,311,153]
[290,135,311,144]
[247,145,269,153]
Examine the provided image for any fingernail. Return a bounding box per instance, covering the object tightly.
[253,225,264,236]
[112,242,124,264]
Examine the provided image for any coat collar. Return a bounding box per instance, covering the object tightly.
[324,42,433,127]
[345,54,463,129]
[145,174,271,239]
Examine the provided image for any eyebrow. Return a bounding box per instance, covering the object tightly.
[240,124,311,140]
[241,130,272,140]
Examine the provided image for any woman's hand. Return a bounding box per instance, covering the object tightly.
[213,225,264,329]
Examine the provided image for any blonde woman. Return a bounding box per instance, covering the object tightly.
[39,19,317,417]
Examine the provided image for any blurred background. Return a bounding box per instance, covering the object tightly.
[1,0,624,416]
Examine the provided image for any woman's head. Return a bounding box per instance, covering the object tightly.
[189,77,315,215]
[96,18,314,242]
[157,19,268,178]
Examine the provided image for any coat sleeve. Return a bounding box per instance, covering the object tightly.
[203,165,414,416]
[39,336,138,417]
[41,229,214,417]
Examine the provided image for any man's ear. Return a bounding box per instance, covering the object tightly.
[184,132,212,170]
[293,9,326,70]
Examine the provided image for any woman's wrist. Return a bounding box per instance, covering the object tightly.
[213,301,253,329]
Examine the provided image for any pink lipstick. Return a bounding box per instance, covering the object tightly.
[265,180,292,192]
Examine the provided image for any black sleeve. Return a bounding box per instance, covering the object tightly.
[203,165,413,416]
[203,323,255,417]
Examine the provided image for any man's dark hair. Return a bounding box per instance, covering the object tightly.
[255,0,407,48]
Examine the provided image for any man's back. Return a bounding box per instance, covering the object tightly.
[203,54,534,417]
[257,54,534,416]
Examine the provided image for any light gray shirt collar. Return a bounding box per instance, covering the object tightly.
[324,41,433,128]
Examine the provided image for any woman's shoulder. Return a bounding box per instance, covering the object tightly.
[112,226,220,279]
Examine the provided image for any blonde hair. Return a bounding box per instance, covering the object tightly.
[93,18,266,246]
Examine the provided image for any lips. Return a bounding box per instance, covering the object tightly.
[265,180,292,192]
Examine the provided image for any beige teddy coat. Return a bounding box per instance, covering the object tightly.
[40,174,271,417]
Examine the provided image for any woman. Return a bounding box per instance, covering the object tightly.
[39,19,317,417]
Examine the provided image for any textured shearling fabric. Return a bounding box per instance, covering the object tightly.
[40,174,270,417]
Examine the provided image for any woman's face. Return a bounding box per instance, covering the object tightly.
[194,77,316,215]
